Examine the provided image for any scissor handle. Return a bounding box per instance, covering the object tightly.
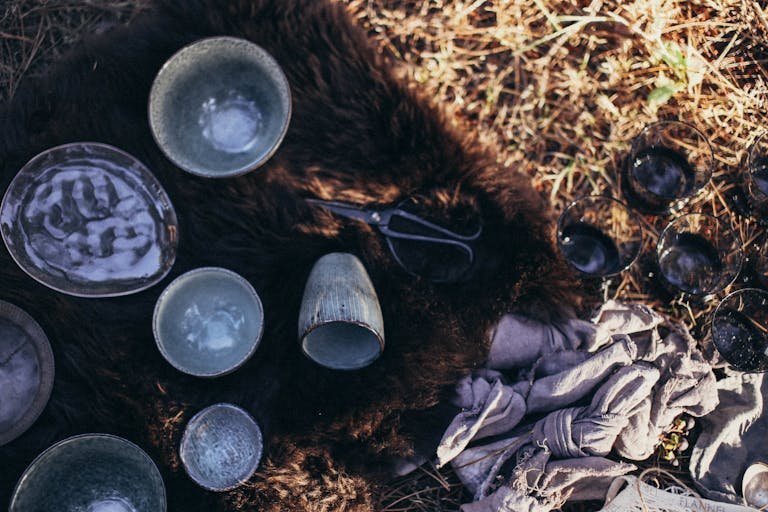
[382,208,482,242]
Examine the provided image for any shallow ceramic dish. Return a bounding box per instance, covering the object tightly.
[9,433,166,512]
[0,143,179,298]
[180,403,263,491]
[153,267,264,377]
[0,301,54,447]
[149,36,292,178]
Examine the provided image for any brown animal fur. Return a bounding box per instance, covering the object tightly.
[0,0,579,510]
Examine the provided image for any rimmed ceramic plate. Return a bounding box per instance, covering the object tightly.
[1,143,179,297]
[0,300,54,447]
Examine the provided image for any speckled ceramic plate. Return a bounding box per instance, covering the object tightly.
[0,300,54,447]
[1,143,179,297]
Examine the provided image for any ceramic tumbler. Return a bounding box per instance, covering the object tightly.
[298,253,384,370]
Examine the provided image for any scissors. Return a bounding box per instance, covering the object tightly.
[306,198,482,283]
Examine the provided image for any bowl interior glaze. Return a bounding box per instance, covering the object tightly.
[10,434,166,512]
[180,403,263,491]
[149,37,291,178]
[153,267,264,377]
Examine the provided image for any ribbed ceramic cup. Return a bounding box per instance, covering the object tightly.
[298,253,384,370]
[9,433,166,512]
[180,403,263,492]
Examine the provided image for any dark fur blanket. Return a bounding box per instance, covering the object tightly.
[0,1,579,510]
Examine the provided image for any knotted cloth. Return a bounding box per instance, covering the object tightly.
[436,301,719,512]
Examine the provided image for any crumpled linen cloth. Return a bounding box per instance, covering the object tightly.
[690,371,768,504]
[436,301,719,512]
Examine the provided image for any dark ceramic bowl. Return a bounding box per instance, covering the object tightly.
[9,434,166,512]
[180,403,263,491]
[153,267,265,377]
[0,301,54,447]
[149,37,291,178]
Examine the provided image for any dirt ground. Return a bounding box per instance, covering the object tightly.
[2,0,768,510]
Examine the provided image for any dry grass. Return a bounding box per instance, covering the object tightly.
[348,0,768,330]
[0,0,150,102]
[2,0,767,510]
[378,463,467,511]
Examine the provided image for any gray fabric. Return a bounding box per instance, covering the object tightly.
[690,371,768,504]
[486,313,595,370]
[459,450,635,512]
[437,301,719,512]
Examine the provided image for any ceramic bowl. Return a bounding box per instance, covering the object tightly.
[149,36,291,178]
[744,462,768,509]
[9,433,166,512]
[180,403,263,491]
[0,300,54,447]
[298,253,384,370]
[153,267,264,377]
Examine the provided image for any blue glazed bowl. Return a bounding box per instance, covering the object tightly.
[149,37,291,178]
[9,434,166,512]
[180,403,263,492]
[153,267,265,377]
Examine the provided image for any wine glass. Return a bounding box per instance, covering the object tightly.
[711,288,768,372]
[744,132,768,220]
[625,121,713,214]
[656,213,742,297]
[557,196,643,278]
[754,233,768,290]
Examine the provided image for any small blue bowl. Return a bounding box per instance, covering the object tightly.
[180,403,263,492]
[153,267,265,378]
[9,434,166,512]
[149,37,291,178]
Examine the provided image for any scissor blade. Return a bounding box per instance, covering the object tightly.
[305,199,382,225]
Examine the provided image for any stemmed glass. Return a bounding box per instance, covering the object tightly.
[656,213,742,297]
[557,196,643,278]
[624,121,714,214]
[754,233,768,290]
[711,288,768,372]
[743,133,768,220]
